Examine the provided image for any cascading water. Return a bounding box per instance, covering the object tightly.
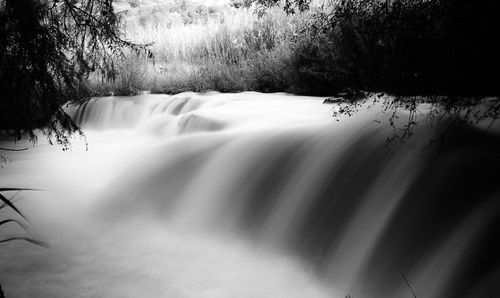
[1,92,499,298]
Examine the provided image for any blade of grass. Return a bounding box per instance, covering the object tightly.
[401,272,417,298]
[0,193,29,222]
[0,219,30,231]
[0,147,28,151]
[0,188,39,192]
[0,197,24,210]
[0,189,41,211]
[0,190,22,209]
[0,237,49,247]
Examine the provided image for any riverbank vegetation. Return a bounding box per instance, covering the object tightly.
[1,0,499,138]
[82,0,304,95]
[89,0,499,99]
[75,0,498,141]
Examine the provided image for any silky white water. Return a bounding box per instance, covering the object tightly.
[1,92,499,297]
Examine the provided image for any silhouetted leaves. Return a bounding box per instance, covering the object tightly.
[291,0,500,97]
[0,237,49,247]
[0,192,28,221]
[0,189,47,247]
[0,0,151,145]
[0,219,29,231]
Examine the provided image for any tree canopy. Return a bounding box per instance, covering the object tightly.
[0,0,150,144]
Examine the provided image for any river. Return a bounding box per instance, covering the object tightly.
[1,92,499,297]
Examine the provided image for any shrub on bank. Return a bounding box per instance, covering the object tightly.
[292,0,500,96]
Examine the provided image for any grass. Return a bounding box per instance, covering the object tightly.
[0,188,48,298]
[85,1,307,95]
[0,188,48,247]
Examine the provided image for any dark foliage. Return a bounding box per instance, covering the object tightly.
[230,0,254,9]
[0,0,150,145]
[254,0,500,140]
[292,0,500,97]
[253,0,311,14]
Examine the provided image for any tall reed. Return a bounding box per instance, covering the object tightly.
[88,1,306,95]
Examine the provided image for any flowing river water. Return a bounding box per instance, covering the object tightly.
[1,92,499,297]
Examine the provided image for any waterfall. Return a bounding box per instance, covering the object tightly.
[2,92,498,297]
